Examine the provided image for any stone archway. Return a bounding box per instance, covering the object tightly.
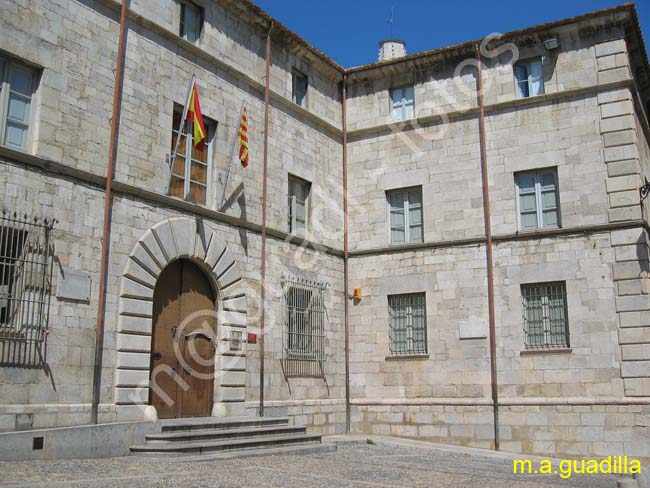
[113,217,247,422]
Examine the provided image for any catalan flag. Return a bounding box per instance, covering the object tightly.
[186,82,206,151]
[238,107,249,168]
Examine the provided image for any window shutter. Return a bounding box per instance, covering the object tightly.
[540,171,559,228]
[517,174,538,230]
[389,191,405,243]
[391,88,403,121]
[407,189,423,243]
[403,85,415,120]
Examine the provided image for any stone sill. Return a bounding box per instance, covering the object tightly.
[385,354,430,361]
[520,348,572,356]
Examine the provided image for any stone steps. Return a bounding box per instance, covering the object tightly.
[130,416,332,458]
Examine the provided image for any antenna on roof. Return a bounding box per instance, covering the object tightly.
[387,6,395,37]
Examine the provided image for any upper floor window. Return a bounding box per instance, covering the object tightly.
[390,85,415,122]
[292,70,308,108]
[388,293,427,357]
[514,59,544,98]
[0,57,36,151]
[521,281,569,350]
[170,105,214,206]
[180,0,202,43]
[387,187,423,244]
[515,168,560,231]
[288,175,310,236]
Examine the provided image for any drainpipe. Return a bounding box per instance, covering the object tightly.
[342,74,350,433]
[475,43,499,450]
[91,0,129,425]
[259,21,273,418]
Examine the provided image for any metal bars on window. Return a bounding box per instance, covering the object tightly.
[388,293,427,356]
[521,281,569,350]
[0,210,55,367]
[281,276,326,377]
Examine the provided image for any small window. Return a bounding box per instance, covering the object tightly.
[288,175,310,236]
[180,1,202,43]
[292,70,308,108]
[282,277,326,377]
[514,59,544,98]
[388,293,427,357]
[0,56,37,150]
[521,282,569,349]
[515,168,560,231]
[170,105,214,206]
[387,187,423,244]
[390,85,415,122]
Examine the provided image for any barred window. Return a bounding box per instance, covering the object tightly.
[0,211,55,367]
[388,293,427,357]
[521,282,569,349]
[282,277,325,377]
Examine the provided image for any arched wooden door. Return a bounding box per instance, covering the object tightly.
[149,260,216,418]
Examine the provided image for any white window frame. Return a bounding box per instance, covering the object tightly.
[0,57,36,151]
[390,85,415,122]
[514,58,544,99]
[288,174,310,236]
[515,168,560,231]
[171,106,214,207]
[179,0,202,43]
[386,186,423,245]
[292,70,308,108]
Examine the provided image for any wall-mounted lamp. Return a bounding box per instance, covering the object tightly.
[352,287,362,301]
[640,177,650,204]
[543,37,560,51]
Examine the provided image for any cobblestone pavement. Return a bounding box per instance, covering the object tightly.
[0,444,622,487]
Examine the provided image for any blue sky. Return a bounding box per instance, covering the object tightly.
[254,0,650,68]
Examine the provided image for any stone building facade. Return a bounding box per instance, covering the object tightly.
[0,0,649,461]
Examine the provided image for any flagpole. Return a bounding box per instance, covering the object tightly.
[166,74,196,194]
[219,100,246,210]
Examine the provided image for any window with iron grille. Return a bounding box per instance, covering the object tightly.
[0,210,55,367]
[521,282,569,349]
[515,168,560,231]
[0,55,37,150]
[282,276,326,377]
[388,293,427,356]
[387,187,423,244]
[179,0,203,43]
[292,70,308,108]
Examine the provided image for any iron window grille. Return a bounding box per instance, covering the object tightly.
[0,210,55,367]
[388,293,427,356]
[521,281,570,350]
[281,276,326,377]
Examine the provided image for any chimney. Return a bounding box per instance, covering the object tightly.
[378,39,407,62]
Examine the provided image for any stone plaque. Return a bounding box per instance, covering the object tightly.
[56,268,91,302]
[459,319,488,340]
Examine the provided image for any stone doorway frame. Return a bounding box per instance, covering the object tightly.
[114,217,247,422]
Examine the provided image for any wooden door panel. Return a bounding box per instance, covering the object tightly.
[150,260,183,419]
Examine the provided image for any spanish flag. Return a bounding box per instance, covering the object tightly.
[186,83,206,151]
[238,107,249,168]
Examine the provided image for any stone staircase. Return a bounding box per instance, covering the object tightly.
[130,417,335,459]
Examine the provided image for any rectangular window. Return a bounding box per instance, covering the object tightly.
[521,282,569,349]
[390,85,415,122]
[388,293,427,357]
[0,57,36,150]
[170,106,214,206]
[514,59,544,98]
[180,1,202,43]
[387,187,423,244]
[515,168,560,231]
[282,277,326,377]
[288,175,310,236]
[0,211,54,367]
[292,70,308,108]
